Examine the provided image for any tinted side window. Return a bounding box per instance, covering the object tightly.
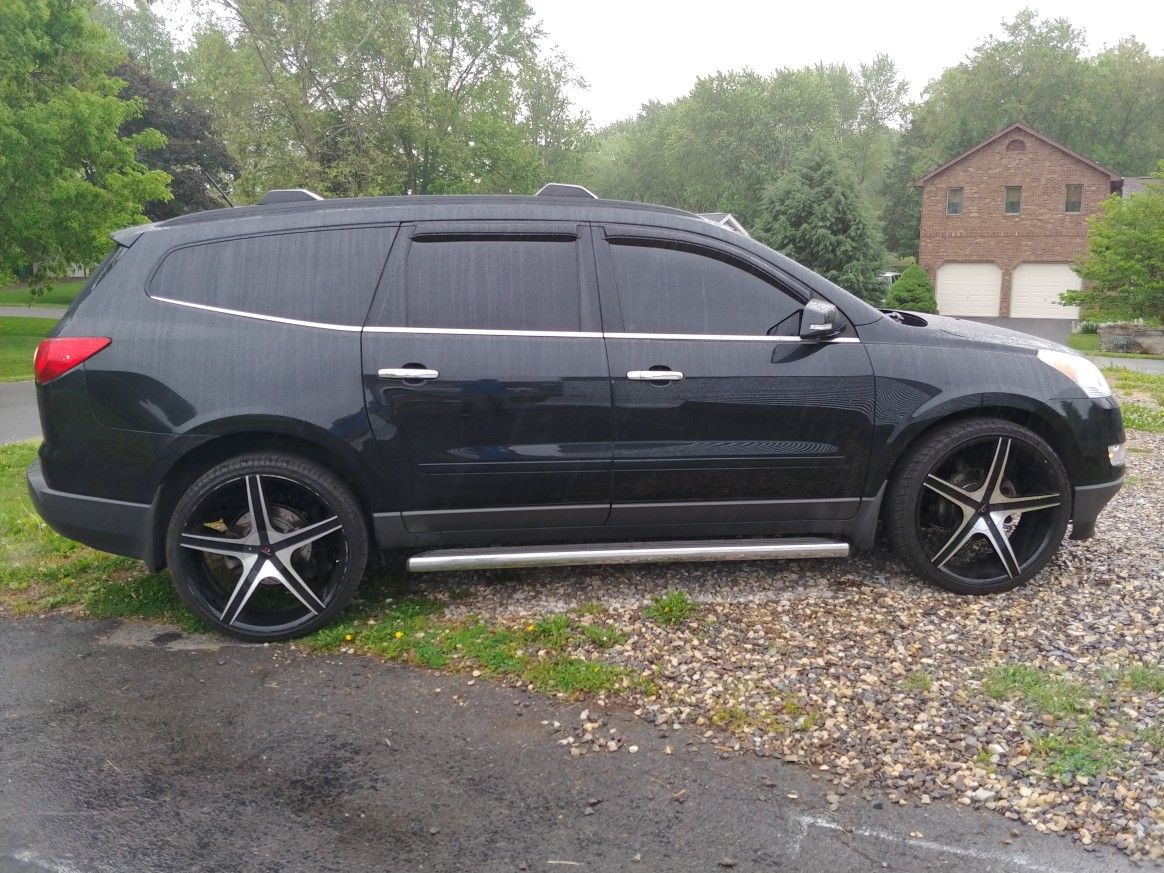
[609,240,802,335]
[405,236,580,331]
[150,228,392,325]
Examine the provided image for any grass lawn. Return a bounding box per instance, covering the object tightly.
[1104,367,1164,433]
[0,441,186,622]
[1069,332,1164,361]
[0,280,84,309]
[0,439,649,696]
[0,317,58,382]
[1069,333,1101,353]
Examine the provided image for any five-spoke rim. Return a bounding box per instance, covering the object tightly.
[178,474,347,633]
[917,436,1062,585]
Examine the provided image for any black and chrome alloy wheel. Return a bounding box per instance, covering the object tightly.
[888,419,1071,594]
[166,453,368,641]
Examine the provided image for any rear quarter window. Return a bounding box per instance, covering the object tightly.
[149,227,394,325]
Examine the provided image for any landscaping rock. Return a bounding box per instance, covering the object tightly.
[1098,324,1164,356]
[421,430,1164,861]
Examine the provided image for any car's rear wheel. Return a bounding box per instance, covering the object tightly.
[165,453,368,641]
[886,418,1071,594]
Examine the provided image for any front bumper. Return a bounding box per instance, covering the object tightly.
[1069,476,1123,540]
[27,459,161,568]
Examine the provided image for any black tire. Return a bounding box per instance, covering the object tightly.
[165,452,369,641]
[886,418,1071,594]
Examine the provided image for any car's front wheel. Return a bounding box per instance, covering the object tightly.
[886,418,1071,594]
[165,452,368,641]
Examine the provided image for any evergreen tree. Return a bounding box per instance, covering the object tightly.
[886,264,938,313]
[879,119,924,258]
[755,142,886,304]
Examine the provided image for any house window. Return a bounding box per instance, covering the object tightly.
[1065,184,1083,213]
[1004,186,1022,214]
[1006,139,1026,152]
[946,187,964,215]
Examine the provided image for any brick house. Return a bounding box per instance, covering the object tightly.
[914,122,1122,340]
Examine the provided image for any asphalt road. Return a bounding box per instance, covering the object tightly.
[0,616,1132,873]
[1091,355,1164,374]
[0,307,64,320]
[0,382,38,444]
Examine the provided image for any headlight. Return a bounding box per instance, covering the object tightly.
[1109,443,1127,467]
[1037,348,1112,398]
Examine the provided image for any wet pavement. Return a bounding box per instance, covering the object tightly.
[0,382,38,444]
[0,615,1134,873]
[0,307,63,320]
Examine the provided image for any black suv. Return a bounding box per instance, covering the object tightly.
[28,184,1125,640]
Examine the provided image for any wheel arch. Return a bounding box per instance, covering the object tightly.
[875,396,1083,516]
[148,422,382,570]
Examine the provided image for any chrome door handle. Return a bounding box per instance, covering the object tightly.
[378,367,439,380]
[627,370,684,381]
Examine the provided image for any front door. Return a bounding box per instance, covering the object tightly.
[594,226,875,526]
[362,222,613,533]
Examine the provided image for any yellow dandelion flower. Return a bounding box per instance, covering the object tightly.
[394,630,405,639]
[344,634,353,642]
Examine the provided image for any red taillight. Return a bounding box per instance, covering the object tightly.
[33,337,111,385]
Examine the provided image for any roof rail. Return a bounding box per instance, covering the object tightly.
[698,212,750,237]
[258,188,324,205]
[535,183,598,199]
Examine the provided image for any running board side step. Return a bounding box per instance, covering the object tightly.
[407,538,849,573]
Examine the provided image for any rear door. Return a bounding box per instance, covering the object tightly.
[361,222,613,533]
[595,225,875,526]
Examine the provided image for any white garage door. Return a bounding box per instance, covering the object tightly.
[1011,263,1081,319]
[935,263,1002,316]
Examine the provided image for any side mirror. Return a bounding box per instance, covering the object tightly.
[799,299,842,341]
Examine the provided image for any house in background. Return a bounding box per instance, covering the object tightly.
[914,122,1123,343]
[1120,176,1157,197]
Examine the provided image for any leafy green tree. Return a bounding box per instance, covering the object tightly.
[878,118,923,258]
[579,62,908,230]
[0,0,170,290]
[93,0,179,84]
[183,0,587,201]
[845,55,910,197]
[115,61,239,219]
[754,142,886,304]
[1061,165,1164,322]
[518,51,592,181]
[885,264,937,313]
[912,10,1164,176]
[885,9,1164,259]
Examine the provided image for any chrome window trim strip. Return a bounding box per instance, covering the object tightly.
[364,325,604,338]
[149,297,861,343]
[150,296,362,332]
[606,332,859,343]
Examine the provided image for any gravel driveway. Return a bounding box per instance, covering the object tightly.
[388,430,1164,862]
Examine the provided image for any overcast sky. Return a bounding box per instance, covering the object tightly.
[526,0,1164,127]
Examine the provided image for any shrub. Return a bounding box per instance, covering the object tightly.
[885,264,938,313]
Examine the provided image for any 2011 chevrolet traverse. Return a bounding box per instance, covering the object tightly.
[28,184,1125,640]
